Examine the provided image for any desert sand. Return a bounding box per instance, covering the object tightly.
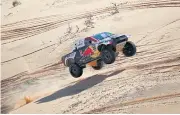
[1,0,180,114]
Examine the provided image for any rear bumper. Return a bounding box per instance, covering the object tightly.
[114,36,128,44]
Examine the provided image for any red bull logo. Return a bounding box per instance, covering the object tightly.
[82,46,94,56]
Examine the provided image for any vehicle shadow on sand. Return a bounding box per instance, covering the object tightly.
[36,69,125,104]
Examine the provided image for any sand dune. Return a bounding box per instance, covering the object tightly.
[1,0,180,113]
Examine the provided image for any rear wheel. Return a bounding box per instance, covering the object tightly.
[69,64,83,78]
[92,60,103,70]
[123,41,136,57]
[101,48,116,64]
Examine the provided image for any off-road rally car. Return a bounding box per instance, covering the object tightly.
[61,32,136,78]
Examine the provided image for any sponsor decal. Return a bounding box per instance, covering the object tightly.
[85,37,98,42]
[80,45,100,60]
[89,37,98,42]
[82,46,94,56]
[91,50,100,58]
[65,52,76,65]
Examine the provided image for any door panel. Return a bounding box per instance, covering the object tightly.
[77,38,101,64]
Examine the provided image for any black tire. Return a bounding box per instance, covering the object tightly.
[123,41,136,57]
[69,64,83,78]
[101,48,116,64]
[92,60,103,70]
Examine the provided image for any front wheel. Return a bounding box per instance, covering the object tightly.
[123,41,136,57]
[69,64,83,78]
[92,60,103,70]
[101,48,116,64]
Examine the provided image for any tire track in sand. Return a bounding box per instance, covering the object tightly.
[84,93,180,113]
[1,0,180,45]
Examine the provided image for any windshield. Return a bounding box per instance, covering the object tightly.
[93,32,113,40]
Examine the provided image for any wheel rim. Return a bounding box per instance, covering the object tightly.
[124,43,133,55]
[72,68,77,73]
[71,66,77,75]
[104,50,111,62]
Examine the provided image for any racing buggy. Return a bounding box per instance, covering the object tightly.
[61,32,136,78]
